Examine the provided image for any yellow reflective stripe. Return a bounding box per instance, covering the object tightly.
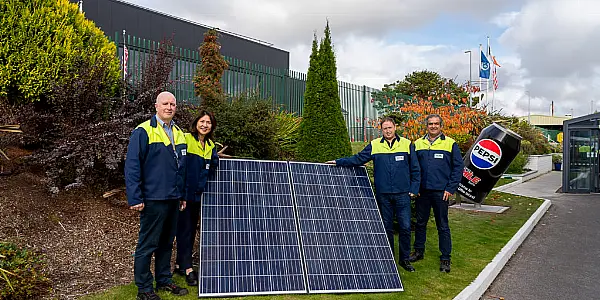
[185,133,215,159]
[137,121,186,146]
[370,137,411,154]
[173,125,186,146]
[414,137,455,152]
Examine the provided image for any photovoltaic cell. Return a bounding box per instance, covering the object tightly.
[198,159,306,297]
[289,162,403,293]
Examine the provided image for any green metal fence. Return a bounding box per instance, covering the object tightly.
[111,32,381,141]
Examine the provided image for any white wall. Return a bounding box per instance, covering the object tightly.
[525,154,553,174]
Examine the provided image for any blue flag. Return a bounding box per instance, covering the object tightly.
[479,51,490,79]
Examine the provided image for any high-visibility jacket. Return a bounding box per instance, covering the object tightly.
[184,133,219,202]
[125,115,187,206]
[414,134,463,193]
[336,135,420,194]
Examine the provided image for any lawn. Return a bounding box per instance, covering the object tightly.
[84,190,542,300]
[494,178,517,188]
[351,141,369,154]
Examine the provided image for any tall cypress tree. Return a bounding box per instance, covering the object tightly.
[297,21,352,162]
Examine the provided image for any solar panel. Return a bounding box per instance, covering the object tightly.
[198,159,307,297]
[289,162,404,293]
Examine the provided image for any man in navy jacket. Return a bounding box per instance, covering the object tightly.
[327,117,420,272]
[409,114,464,273]
[125,92,189,299]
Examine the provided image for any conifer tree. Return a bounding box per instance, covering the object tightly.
[193,29,228,109]
[297,22,352,162]
[0,0,119,105]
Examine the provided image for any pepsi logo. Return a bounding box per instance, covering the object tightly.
[470,139,502,170]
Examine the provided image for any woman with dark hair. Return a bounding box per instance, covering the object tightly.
[174,110,219,286]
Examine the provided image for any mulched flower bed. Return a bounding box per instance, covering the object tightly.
[0,172,140,299]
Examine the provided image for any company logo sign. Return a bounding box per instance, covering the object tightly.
[470,139,502,170]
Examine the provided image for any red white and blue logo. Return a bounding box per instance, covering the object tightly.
[470,139,502,170]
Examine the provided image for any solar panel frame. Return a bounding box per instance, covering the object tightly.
[198,159,308,297]
[289,162,404,294]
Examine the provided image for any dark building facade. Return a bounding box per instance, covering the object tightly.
[74,0,289,69]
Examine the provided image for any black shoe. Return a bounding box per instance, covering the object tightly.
[409,251,424,262]
[185,271,198,286]
[156,283,189,296]
[399,260,415,272]
[137,291,161,300]
[440,259,451,273]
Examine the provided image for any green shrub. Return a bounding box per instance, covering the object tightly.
[552,154,562,163]
[178,97,301,161]
[185,26,296,161]
[0,242,51,299]
[550,142,563,153]
[520,140,535,155]
[195,92,280,160]
[491,116,553,155]
[506,152,529,174]
[0,0,127,192]
[273,111,301,160]
[0,0,120,104]
[447,132,474,154]
[383,111,407,128]
[0,37,176,193]
[506,120,551,155]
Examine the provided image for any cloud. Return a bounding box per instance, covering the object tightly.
[491,11,519,28]
[501,0,600,78]
[128,0,515,85]
[498,0,600,116]
[132,0,517,48]
[332,36,451,87]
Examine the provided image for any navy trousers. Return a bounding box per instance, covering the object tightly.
[176,201,201,271]
[134,200,179,292]
[377,192,412,261]
[413,190,452,260]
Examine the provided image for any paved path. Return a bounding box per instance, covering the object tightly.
[483,171,600,300]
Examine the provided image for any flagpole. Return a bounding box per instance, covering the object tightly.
[122,29,126,80]
[479,44,483,109]
[490,39,501,112]
[486,36,490,113]
[492,82,495,111]
[489,36,495,112]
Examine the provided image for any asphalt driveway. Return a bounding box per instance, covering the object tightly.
[483,172,600,300]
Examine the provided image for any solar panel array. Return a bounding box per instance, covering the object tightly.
[198,159,403,297]
[290,162,403,293]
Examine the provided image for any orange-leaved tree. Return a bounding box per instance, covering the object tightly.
[366,71,491,152]
[367,95,490,153]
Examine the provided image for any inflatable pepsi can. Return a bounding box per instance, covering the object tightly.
[457,123,522,203]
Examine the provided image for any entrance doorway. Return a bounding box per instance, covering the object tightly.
[567,129,600,192]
